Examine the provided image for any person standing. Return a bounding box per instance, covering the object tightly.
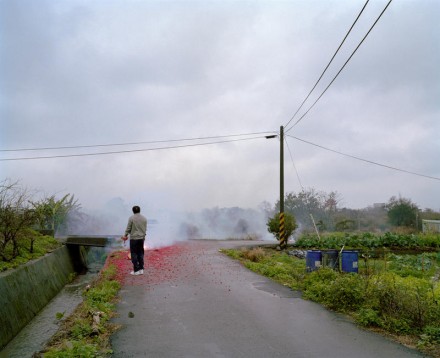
[122,206,147,276]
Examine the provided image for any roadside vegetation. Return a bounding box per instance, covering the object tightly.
[0,230,60,271]
[0,179,79,270]
[3,180,440,356]
[36,264,121,357]
[222,241,440,357]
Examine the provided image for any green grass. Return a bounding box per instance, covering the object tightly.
[0,230,61,272]
[39,264,121,357]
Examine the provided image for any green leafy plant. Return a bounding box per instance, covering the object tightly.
[266,212,297,244]
[356,308,383,327]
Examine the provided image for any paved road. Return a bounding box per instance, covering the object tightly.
[110,240,424,357]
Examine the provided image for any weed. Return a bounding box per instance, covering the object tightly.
[38,264,121,357]
[419,326,440,345]
[356,308,383,327]
[242,247,265,262]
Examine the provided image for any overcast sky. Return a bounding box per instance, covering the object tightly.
[1,0,439,221]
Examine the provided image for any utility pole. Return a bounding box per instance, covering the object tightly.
[279,125,286,249]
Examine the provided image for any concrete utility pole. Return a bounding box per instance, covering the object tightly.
[279,126,286,249]
[266,127,286,249]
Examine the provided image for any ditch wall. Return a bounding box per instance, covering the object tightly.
[0,245,87,349]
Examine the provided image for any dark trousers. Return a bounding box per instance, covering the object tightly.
[130,239,145,272]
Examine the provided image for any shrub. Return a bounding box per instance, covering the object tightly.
[326,274,366,311]
[302,268,337,303]
[420,326,440,345]
[302,269,366,312]
[356,308,383,327]
[367,273,439,331]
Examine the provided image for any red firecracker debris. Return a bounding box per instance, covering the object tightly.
[106,241,208,288]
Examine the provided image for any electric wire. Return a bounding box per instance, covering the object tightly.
[285,0,393,133]
[284,138,321,239]
[0,131,275,152]
[284,0,370,129]
[287,135,440,182]
[0,135,267,161]
[284,138,304,190]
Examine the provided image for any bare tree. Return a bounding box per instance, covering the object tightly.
[0,179,36,260]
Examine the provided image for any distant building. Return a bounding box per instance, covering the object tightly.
[422,220,440,233]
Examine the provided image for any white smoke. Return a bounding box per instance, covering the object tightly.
[61,198,274,248]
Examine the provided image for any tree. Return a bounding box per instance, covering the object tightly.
[386,196,419,229]
[0,180,37,260]
[274,188,342,232]
[31,194,81,235]
[266,212,297,245]
[335,219,356,231]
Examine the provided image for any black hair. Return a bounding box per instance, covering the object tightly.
[132,206,141,214]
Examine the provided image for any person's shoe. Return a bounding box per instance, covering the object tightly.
[130,271,141,276]
[139,269,144,275]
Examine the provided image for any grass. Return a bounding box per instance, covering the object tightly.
[222,246,440,357]
[0,230,61,272]
[35,264,121,357]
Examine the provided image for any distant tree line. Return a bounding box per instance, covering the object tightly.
[266,188,440,240]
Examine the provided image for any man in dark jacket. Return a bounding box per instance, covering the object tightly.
[122,206,147,275]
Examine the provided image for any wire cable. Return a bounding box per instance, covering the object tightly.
[284,138,322,239]
[286,135,440,181]
[285,138,304,190]
[0,131,276,152]
[0,135,267,162]
[285,0,393,133]
[284,0,370,129]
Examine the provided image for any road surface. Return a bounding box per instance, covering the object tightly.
[110,240,424,357]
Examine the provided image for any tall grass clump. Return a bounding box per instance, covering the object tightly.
[242,247,265,262]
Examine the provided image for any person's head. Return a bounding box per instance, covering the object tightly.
[132,206,141,214]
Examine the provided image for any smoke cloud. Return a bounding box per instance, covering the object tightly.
[61,198,274,249]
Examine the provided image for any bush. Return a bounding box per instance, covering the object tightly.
[420,326,440,345]
[266,212,297,244]
[303,269,366,312]
[367,273,440,332]
[302,268,338,303]
[356,308,383,327]
[326,274,366,311]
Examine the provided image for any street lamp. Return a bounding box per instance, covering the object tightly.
[266,126,286,250]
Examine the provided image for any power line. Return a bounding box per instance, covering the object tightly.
[285,0,393,133]
[0,135,267,162]
[284,0,370,129]
[284,138,322,239]
[284,138,304,190]
[0,131,275,152]
[286,135,440,182]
